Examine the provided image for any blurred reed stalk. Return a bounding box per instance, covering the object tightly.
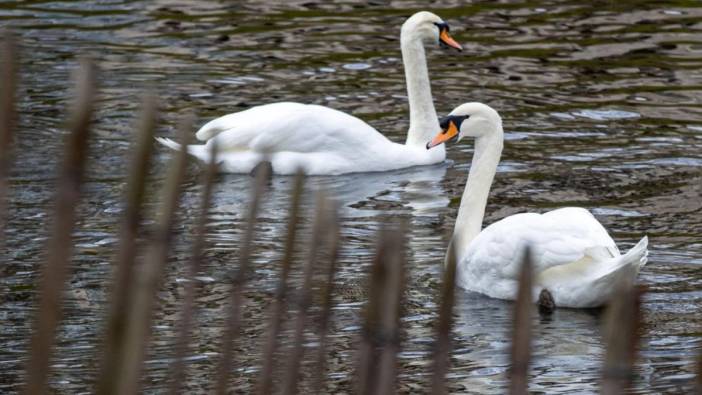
[430,242,457,395]
[168,142,218,395]
[24,59,97,395]
[372,225,406,395]
[258,171,304,395]
[215,162,270,395]
[601,284,643,395]
[696,348,702,395]
[114,115,193,395]
[311,200,340,394]
[357,224,406,395]
[0,31,18,258]
[281,192,331,395]
[96,94,157,395]
[508,248,534,395]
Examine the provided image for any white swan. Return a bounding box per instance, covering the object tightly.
[427,102,649,308]
[157,11,462,175]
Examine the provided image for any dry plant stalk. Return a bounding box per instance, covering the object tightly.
[311,200,340,394]
[357,225,406,395]
[601,284,643,395]
[373,226,406,395]
[258,170,305,395]
[281,192,330,395]
[0,31,17,254]
[508,247,533,395]
[430,242,457,395]
[96,94,157,395]
[114,115,193,395]
[215,163,270,395]
[24,59,97,395]
[168,142,218,395]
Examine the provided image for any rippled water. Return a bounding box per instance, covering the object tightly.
[1,1,701,393]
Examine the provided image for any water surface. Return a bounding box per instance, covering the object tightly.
[1,0,701,393]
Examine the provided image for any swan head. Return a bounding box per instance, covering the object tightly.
[426,103,502,149]
[402,11,462,51]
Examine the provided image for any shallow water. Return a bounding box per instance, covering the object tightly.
[1,0,701,393]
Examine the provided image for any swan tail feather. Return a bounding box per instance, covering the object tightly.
[620,235,648,270]
[585,236,648,306]
[551,236,649,307]
[155,137,181,151]
[155,137,211,163]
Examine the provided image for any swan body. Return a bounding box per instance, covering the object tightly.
[158,11,462,175]
[157,102,444,175]
[427,103,648,308]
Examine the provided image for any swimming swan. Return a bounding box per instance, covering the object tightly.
[157,11,462,175]
[427,102,648,308]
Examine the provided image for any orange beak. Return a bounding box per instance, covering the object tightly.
[426,120,459,149]
[440,30,463,51]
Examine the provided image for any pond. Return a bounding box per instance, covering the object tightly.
[1,0,701,393]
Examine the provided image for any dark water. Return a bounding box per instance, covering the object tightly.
[1,0,701,393]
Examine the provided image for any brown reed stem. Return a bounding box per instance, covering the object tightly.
[0,31,18,259]
[168,142,218,395]
[357,225,406,395]
[601,284,643,395]
[373,226,405,395]
[430,242,457,395]
[281,192,329,395]
[96,94,157,395]
[508,247,533,395]
[311,200,340,394]
[23,59,97,395]
[258,170,305,395]
[215,163,270,395]
[356,234,384,394]
[114,115,193,395]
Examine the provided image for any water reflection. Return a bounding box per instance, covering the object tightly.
[200,162,448,227]
[453,292,603,394]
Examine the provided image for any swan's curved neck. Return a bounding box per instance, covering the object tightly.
[401,33,440,148]
[453,126,504,256]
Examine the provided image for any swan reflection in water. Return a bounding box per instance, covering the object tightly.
[177,162,448,294]
[183,163,449,258]
[195,162,450,220]
[452,291,605,394]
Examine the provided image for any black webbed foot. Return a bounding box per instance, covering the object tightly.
[250,160,273,180]
[538,288,555,315]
